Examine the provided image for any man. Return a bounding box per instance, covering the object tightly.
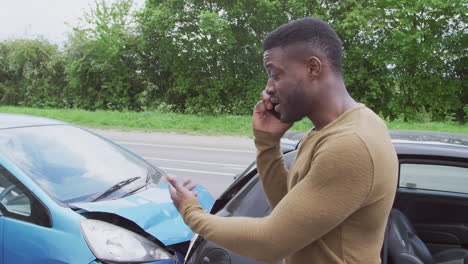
[167,17,398,264]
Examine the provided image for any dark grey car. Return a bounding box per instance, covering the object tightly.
[185,130,468,264]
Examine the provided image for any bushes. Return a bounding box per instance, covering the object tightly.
[0,0,466,123]
[0,39,69,107]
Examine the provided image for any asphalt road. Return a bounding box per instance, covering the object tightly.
[92,129,256,198]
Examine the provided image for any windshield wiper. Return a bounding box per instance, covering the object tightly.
[120,171,153,198]
[90,177,141,202]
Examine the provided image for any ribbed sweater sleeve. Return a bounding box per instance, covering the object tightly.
[253,129,288,208]
[177,134,374,264]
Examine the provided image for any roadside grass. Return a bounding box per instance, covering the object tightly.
[1,106,467,136]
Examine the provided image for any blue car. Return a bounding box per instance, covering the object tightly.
[0,114,215,264]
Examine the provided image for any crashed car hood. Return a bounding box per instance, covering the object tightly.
[71,183,214,246]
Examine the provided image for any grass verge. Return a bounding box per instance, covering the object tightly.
[1,106,467,136]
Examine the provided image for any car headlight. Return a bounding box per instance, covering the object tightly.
[81,219,172,263]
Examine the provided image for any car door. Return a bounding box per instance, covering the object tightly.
[393,154,468,254]
[0,165,53,264]
[186,151,297,264]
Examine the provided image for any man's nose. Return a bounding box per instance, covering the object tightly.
[266,79,275,95]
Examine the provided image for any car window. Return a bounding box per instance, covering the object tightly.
[399,163,468,194]
[225,176,270,218]
[0,165,51,227]
[0,125,165,203]
[0,170,31,217]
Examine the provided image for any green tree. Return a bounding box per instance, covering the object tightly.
[370,0,466,122]
[136,0,466,122]
[65,0,144,110]
[1,0,465,123]
[137,0,315,114]
[0,39,67,107]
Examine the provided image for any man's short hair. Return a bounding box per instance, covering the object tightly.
[263,17,343,74]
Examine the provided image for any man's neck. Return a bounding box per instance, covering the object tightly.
[307,82,357,131]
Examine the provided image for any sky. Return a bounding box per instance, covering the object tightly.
[0,0,144,45]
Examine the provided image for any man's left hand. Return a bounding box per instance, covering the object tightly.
[166,175,198,210]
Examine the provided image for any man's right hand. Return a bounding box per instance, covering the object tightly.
[252,90,293,135]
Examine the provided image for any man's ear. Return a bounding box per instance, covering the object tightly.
[306,56,322,79]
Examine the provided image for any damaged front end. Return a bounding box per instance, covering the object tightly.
[71,184,214,264]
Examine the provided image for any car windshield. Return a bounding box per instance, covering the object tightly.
[0,125,165,203]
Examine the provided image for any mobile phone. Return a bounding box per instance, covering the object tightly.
[267,103,281,119]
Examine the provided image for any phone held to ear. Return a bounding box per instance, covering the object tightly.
[267,103,281,119]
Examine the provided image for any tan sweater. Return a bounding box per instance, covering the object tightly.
[179,104,398,264]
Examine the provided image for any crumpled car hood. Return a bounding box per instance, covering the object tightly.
[71,183,214,246]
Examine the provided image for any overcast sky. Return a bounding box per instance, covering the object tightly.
[0,0,144,45]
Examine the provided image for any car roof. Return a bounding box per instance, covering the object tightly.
[0,113,67,129]
[389,130,468,147]
[393,142,468,160]
[390,130,468,160]
[282,130,468,160]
